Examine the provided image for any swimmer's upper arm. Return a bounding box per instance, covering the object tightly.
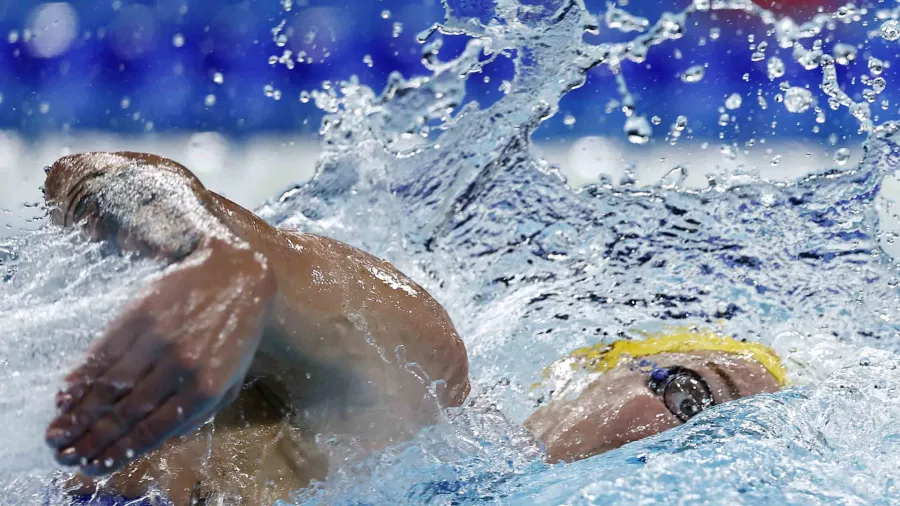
[263,231,471,409]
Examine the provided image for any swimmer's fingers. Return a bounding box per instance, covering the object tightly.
[47,324,161,449]
[56,313,150,410]
[75,383,240,475]
[74,361,235,475]
[80,393,210,477]
[53,360,183,467]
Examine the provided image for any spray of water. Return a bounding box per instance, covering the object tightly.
[4,1,900,504]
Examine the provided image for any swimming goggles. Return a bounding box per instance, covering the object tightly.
[648,366,714,422]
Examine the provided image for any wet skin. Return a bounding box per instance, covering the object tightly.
[525,351,781,463]
[42,152,470,505]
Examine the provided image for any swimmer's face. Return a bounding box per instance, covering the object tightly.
[524,351,780,463]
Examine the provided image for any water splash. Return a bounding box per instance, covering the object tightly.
[4,0,900,504]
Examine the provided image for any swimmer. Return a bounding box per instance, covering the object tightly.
[525,329,786,463]
[42,153,787,504]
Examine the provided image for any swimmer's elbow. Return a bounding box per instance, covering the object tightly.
[431,312,471,408]
[445,354,471,407]
[43,152,241,262]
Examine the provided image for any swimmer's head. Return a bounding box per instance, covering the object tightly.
[525,328,786,463]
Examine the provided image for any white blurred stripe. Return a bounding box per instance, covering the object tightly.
[0,134,871,240]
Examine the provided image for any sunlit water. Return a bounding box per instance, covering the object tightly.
[4,1,900,504]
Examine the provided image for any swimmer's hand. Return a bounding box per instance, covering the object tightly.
[45,238,275,476]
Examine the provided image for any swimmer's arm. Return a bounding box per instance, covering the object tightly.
[43,153,277,476]
[43,152,468,474]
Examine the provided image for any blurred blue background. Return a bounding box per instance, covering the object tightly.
[0,0,894,142]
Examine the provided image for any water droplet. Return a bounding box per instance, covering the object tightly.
[363,54,374,68]
[767,57,785,80]
[881,19,900,41]
[39,103,50,114]
[651,115,662,125]
[392,22,403,38]
[563,115,577,126]
[815,107,826,124]
[213,72,224,85]
[720,144,737,160]
[120,97,131,109]
[299,91,310,103]
[381,9,391,19]
[606,6,650,33]
[834,148,851,165]
[783,87,814,113]
[872,77,887,94]
[833,43,857,65]
[204,94,216,107]
[681,65,705,83]
[718,113,730,127]
[659,166,687,188]
[725,93,742,110]
[709,27,720,40]
[104,457,114,468]
[7,31,18,44]
[625,115,652,145]
[850,102,871,123]
[869,57,885,76]
[172,33,185,48]
[672,116,688,132]
[835,4,856,19]
[125,449,135,459]
[770,154,782,167]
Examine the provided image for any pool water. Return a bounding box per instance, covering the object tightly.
[4,1,900,504]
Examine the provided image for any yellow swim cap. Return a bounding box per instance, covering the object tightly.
[557,327,789,387]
